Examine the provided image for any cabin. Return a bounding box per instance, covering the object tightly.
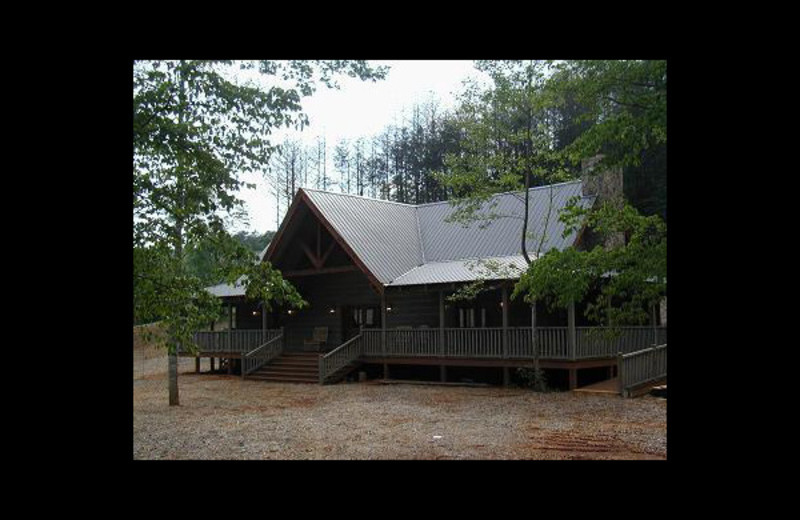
[184,160,667,395]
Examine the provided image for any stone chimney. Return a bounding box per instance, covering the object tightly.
[581,154,625,249]
[581,154,624,209]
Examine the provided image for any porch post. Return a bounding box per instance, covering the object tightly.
[381,290,388,379]
[567,300,576,361]
[531,300,538,362]
[228,303,233,350]
[501,284,509,358]
[502,284,510,386]
[228,303,233,375]
[439,289,446,382]
[262,300,267,342]
[439,290,445,356]
[651,302,658,346]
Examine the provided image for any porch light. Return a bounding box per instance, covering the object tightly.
[252,310,259,316]
[329,308,336,314]
[386,306,393,312]
[287,309,294,315]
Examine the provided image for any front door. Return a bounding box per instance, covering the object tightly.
[342,305,381,341]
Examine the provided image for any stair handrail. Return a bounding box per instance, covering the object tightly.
[319,333,363,384]
[617,343,667,397]
[242,330,284,379]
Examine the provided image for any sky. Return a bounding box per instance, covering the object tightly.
[230,60,491,235]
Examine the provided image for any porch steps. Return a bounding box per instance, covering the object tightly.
[247,352,320,383]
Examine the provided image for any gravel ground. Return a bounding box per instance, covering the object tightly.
[133,343,666,460]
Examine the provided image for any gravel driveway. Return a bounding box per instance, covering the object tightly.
[133,350,666,460]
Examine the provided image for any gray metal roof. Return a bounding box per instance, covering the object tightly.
[303,189,424,284]
[388,255,529,287]
[205,276,247,298]
[417,180,592,263]
[294,180,594,287]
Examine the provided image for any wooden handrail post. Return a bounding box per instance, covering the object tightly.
[617,352,624,396]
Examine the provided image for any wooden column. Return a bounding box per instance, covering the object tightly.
[382,290,388,379]
[501,284,509,358]
[195,356,200,373]
[531,300,537,359]
[439,290,445,356]
[228,303,233,351]
[262,300,268,340]
[502,285,510,386]
[439,289,446,382]
[651,303,658,346]
[567,300,576,360]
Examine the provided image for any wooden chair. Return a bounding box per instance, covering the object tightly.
[304,327,328,352]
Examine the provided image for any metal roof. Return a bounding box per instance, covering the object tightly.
[205,276,247,298]
[417,180,592,263]
[387,255,530,287]
[302,189,424,285]
[279,180,594,288]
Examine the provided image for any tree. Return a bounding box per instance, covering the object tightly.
[513,200,667,328]
[437,60,570,264]
[133,60,387,405]
[546,60,667,171]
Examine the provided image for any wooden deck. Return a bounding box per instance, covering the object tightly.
[186,327,666,391]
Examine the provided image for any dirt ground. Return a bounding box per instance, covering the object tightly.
[134,348,666,460]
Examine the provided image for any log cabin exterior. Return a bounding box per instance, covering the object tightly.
[185,163,666,394]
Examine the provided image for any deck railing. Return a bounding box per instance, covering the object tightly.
[576,327,667,359]
[319,334,363,384]
[190,329,283,354]
[242,332,284,379]
[360,326,666,361]
[618,344,667,397]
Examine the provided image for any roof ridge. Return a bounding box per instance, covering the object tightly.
[301,178,584,209]
[300,187,417,207]
[415,179,584,208]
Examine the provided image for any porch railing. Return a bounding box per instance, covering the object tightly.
[190,329,283,354]
[360,326,666,361]
[576,327,667,359]
[242,331,284,379]
[618,344,667,397]
[319,334,363,384]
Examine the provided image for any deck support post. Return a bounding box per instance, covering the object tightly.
[501,284,509,358]
[383,363,389,380]
[568,368,578,390]
[567,301,576,361]
[195,357,200,373]
[210,357,215,371]
[440,365,447,383]
[503,367,510,386]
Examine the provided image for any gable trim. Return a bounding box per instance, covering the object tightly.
[263,189,385,295]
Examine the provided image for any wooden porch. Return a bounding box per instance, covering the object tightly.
[184,322,666,393]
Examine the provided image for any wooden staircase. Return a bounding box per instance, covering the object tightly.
[246,352,320,383]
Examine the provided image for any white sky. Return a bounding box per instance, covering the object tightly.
[230,60,490,235]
